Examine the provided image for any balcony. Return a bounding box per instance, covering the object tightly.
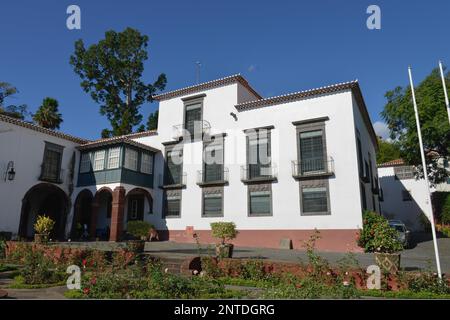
[158,172,187,189]
[197,167,229,186]
[292,157,334,179]
[172,120,211,140]
[241,164,277,184]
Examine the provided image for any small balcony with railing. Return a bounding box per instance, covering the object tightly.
[158,171,187,189]
[292,157,334,179]
[172,120,211,140]
[241,163,277,184]
[197,167,229,187]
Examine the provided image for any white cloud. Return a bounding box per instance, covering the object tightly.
[373,121,390,140]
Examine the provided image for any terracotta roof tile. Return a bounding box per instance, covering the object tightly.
[377,159,405,167]
[0,114,89,144]
[153,74,262,101]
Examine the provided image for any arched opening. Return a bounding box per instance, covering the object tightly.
[91,187,113,240]
[125,188,153,224]
[18,183,69,240]
[71,189,94,239]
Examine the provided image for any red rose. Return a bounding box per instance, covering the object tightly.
[83,287,90,295]
[90,277,97,285]
[82,259,87,266]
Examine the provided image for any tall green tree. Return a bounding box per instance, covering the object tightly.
[0,82,29,120]
[381,67,450,184]
[70,27,167,137]
[147,109,158,130]
[33,97,63,129]
[376,137,401,164]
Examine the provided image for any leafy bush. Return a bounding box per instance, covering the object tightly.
[437,224,450,238]
[357,211,403,253]
[200,256,222,278]
[241,260,266,281]
[210,222,238,245]
[407,272,450,294]
[34,215,55,235]
[19,247,65,285]
[126,221,153,239]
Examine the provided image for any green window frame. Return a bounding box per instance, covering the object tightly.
[202,187,224,217]
[248,184,272,216]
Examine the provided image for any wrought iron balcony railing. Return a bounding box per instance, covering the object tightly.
[292,157,334,178]
[240,164,277,182]
[172,120,211,140]
[197,167,229,185]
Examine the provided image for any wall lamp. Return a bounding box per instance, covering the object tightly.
[4,161,16,181]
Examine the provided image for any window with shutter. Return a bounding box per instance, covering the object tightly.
[204,140,224,182]
[248,184,272,216]
[202,188,223,217]
[247,130,271,179]
[302,186,328,213]
[166,149,183,185]
[165,191,181,217]
[40,142,64,183]
[299,130,324,173]
[124,148,138,171]
[80,152,91,173]
[184,103,202,136]
[141,152,153,174]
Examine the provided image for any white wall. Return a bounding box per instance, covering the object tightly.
[378,166,428,231]
[0,121,79,236]
[132,85,371,232]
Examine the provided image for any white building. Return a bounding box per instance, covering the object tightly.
[0,74,380,252]
[378,158,450,231]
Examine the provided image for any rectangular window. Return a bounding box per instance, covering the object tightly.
[124,148,138,171]
[249,191,271,216]
[203,139,224,182]
[165,149,183,185]
[299,130,324,174]
[247,130,271,179]
[356,130,364,178]
[141,152,153,174]
[93,150,105,171]
[80,153,91,173]
[302,186,328,214]
[184,103,202,136]
[41,143,63,182]
[360,182,367,210]
[202,189,223,217]
[165,192,181,217]
[107,147,120,169]
[394,166,415,180]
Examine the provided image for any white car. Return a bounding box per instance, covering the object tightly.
[388,220,410,248]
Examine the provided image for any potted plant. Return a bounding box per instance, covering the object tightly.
[210,222,238,259]
[126,221,153,253]
[357,211,403,273]
[34,215,55,244]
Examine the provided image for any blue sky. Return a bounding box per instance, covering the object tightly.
[1,0,449,140]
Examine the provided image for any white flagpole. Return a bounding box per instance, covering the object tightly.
[438,60,450,124]
[408,66,442,279]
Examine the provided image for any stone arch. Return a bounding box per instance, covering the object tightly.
[18,183,70,240]
[71,189,94,239]
[90,187,114,240]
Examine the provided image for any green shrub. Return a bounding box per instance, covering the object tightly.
[241,260,265,281]
[357,211,403,253]
[19,247,65,285]
[34,215,55,235]
[407,272,450,294]
[210,222,238,245]
[126,221,153,239]
[200,256,222,278]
